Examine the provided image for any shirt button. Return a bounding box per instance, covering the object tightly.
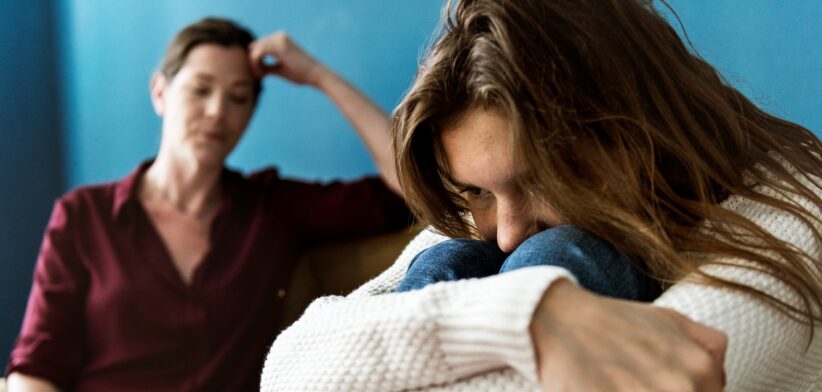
[277,288,287,299]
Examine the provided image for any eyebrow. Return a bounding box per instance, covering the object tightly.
[192,73,253,88]
[446,177,475,191]
[446,171,526,192]
[192,73,214,82]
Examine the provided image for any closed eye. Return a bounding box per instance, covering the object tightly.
[229,94,251,105]
[459,186,490,199]
[191,86,210,97]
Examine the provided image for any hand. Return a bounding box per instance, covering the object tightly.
[7,372,61,392]
[249,31,327,86]
[530,279,727,391]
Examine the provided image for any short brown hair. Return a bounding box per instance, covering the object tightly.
[159,17,261,99]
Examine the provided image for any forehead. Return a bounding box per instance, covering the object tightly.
[176,44,253,84]
[440,108,514,187]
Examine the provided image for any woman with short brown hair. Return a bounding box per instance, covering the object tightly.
[7,17,408,391]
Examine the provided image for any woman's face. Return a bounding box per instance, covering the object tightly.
[441,107,563,253]
[151,44,256,168]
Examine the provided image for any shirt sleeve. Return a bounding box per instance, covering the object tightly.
[6,198,88,389]
[260,229,576,391]
[276,176,412,246]
[654,181,822,391]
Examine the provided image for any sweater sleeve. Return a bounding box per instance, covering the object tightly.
[260,229,576,391]
[654,179,822,391]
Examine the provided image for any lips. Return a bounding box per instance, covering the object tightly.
[202,131,227,143]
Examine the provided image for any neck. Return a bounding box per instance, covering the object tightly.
[141,152,223,216]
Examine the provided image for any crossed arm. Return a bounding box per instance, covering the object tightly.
[261,184,822,392]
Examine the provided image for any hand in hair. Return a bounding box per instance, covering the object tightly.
[250,31,401,195]
[530,279,728,391]
[248,31,326,86]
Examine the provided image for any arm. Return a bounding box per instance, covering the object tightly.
[529,280,727,391]
[653,269,818,391]
[529,179,821,391]
[7,373,61,392]
[271,176,409,246]
[6,199,87,391]
[249,32,402,195]
[261,227,728,391]
[653,183,822,390]
[260,229,575,391]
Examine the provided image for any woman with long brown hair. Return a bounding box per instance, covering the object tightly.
[261,0,822,390]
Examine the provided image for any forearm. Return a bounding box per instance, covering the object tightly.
[261,266,573,391]
[312,67,400,195]
[7,373,61,392]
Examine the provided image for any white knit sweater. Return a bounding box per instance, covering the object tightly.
[261,174,822,391]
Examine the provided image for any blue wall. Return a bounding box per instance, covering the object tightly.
[2,0,821,371]
[60,0,444,187]
[666,0,822,135]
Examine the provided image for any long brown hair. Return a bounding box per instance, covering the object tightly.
[394,0,822,329]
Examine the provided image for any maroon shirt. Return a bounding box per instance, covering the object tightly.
[7,162,410,391]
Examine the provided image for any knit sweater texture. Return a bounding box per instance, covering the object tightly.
[261,172,822,391]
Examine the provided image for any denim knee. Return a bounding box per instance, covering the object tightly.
[501,226,661,301]
[396,239,506,292]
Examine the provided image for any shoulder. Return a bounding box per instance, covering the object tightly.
[228,166,324,199]
[242,167,329,199]
[53,181,119,219]
[245,166,282,186]
[60,182,117,202]
[721,169,821,247]
[247,167,388,197]
[241,166,337,192]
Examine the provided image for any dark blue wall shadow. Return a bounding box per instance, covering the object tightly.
[0,0,65,369]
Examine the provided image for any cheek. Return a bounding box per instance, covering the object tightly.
[536,205,565,227]
[468,204,497,241]
[164,100,191,131]
[228,106,254,132]
[170,97,201,126]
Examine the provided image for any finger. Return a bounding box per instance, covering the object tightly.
[247,42,268,78]
[680,318,727,372]
[265,31,289,57]
[658,308,727,369]
[692,326,728,388]
[672,317,727,389]
[265,63,286,78]
[689,346,725,392]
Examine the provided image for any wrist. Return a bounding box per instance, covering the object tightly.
[309,63,335,90]
[529,279,588,369]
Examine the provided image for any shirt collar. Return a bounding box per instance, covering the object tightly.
[112,159,245,220]
[113,160,153,219]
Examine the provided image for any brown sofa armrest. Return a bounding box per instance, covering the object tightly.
[279,226,422,329]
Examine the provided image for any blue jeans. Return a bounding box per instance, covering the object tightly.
[396,226,661,301]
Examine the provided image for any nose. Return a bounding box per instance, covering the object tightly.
[494,200,537,253]
[205,94,226,119]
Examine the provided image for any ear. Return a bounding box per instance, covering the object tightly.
[149,73,167,116]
